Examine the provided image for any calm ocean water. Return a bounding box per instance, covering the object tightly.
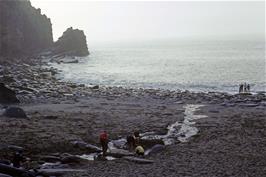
[52,39,266,93]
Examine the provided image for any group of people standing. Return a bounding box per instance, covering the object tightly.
[99,130,145,157]
[239,83,251,93]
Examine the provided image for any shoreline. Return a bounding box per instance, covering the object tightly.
[0,57,266,176]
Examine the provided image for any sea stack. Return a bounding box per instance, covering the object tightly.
[53,27,89,57]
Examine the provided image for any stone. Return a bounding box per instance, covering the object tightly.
[61,155,88,164]
[37,169,84,177]
[39,156,61,163]
[44,115,58,120]
[107,149,134,158]
[209,109,220,113]
[71,141,102,153]
[110,138,127,149]
[139,139,164,149]
[40,72,52,79]
[0,160,10,165]
[3,107,27,118]
[239,103,259,107]
[91,85,99,90]
[0,173,12,177]
[7,145,24,152]
[59,58,79,64]
[122,156,154,164]
[0,163,35,177]
[144,144,165,156]
[0,83,20,104]
[40,162,69,169]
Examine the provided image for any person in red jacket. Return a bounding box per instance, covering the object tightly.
[99,131,109,157]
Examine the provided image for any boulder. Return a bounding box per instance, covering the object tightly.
[7,145,24,152]
[144,144,165,156]
[3,107,27,118]
[122,156,154,164]
[0,160,10,165]
[139,139,164,149]
[0,173,12,177]
[40,72,52,79]
[71,141,102,153]
[110,139,127,149]
[61,155,88,164]
[40,162,69,169]
[53,27,89,57]
[39,156,61,163]
[107,149,134,158]
[91,85,99,90]
[59,58,79,64]
[37,169,85,177]
[239,103,259,107]
[0,163,35,177]
[0,83,19,104]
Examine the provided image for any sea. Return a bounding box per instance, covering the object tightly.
[51,39,266,94]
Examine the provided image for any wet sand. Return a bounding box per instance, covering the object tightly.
[0,57,266,176]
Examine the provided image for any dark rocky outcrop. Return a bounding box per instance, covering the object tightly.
[3,107,27,118]
[0,163,34,177]
[0,0,53,57]
[52,27,89,57]
[0,83,20,104]
[0,0,89,57]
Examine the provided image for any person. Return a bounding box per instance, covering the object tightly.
[247,84,250,92]
[126,135,135,152]
[133,131,140,146]
[239,84,243,93]
[135,145,145,156]
[99,131,108,157]
[244,82,247,92]
[126,131,141,151]
[12,150,25,168]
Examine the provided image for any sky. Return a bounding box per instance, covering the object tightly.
[30,0,265,46]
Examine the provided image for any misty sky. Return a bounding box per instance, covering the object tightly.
[31,1,265,45]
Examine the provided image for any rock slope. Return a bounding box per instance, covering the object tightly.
[0,0,89,57]
[0,0,53,56]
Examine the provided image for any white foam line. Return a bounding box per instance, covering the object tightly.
[142,104,207,145]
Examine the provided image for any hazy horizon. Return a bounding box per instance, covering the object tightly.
[31,1,265,46]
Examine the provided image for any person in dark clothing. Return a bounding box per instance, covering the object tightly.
[239,84,243,93]
[12,150,25,168]
[133,131,140,146]
[99,131,108,157]
[244,82,247,92]
[127,135,135,151]
[247,84,250,92]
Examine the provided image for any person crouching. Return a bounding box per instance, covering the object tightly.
[135,145,145,156]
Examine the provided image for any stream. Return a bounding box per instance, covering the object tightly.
[79,104,207,161]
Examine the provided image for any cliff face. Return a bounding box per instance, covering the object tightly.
[53,27,89,57]
[0,0,53,57]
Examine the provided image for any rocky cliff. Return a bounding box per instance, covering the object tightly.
[53,27,89,57]
[0,0,53,57]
